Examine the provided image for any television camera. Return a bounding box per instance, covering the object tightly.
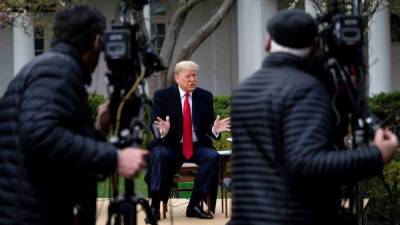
[316,1,382,224]
[102,0,164,225]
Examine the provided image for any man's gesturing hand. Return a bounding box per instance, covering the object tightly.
[213,115,231,134]
[154,116,170,137]
[117,148,148,179]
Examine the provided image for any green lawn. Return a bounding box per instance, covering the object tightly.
[97,171,148,198]
[97,171,228,199]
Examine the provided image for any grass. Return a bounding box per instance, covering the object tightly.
[97,171,229,199]
[97,171,148,198]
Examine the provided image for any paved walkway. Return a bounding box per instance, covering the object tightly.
[96,198,231,225]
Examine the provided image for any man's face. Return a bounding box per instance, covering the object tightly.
[85,35,103,73]
[175,68,197,93]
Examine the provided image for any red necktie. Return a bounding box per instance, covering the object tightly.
[182,93,193,159]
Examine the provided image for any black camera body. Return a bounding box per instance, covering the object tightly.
[104,25,134,71]
[317,2,381,224]
[333,15,362,47]
[104,22,140,76]
[320,14,363,65]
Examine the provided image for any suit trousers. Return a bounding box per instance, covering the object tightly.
[145,144,220,201]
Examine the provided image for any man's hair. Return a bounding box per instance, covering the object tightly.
[52,5,106,54]
[174,61,199,75]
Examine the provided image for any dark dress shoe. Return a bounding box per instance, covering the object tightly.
[145,208,160,224]
[186,205,213,219]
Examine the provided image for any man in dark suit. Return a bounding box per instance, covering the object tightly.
[145,60,230,220]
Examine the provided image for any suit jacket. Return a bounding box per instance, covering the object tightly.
[150,84,217,149]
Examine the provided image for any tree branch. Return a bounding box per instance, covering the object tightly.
[364,0,385,23]
[167,0,235,85]
[132,8,151,48]
[157,0,205,86]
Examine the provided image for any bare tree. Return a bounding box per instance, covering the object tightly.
[170,0,235,84]
[148,0,236,90]
[1,0,236,91]
[308,0,385,22]
[290,0,399,23]
[0,0,81,29]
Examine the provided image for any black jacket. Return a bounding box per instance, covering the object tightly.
[150,84,217,149]
[0,43,118,225]
[230,53,383,225]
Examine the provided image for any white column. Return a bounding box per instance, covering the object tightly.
[143,4,151,35]
[237,0,277,81]
[368,1,391,95]
[13,15,35,76]
[305,0,317,18]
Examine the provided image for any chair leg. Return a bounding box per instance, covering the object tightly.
[111,173,118,197]
[221,185,224,213]
[224,190,228,218]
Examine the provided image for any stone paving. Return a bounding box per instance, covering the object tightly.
[96,198,231,225]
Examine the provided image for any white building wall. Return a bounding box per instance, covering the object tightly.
[0,28,14,95]
[305,0,317,17]
[1,0,399,97]
[368,0,392,95]
[237,0,277,81]
[13,16,35,76]
[87,0,119,95]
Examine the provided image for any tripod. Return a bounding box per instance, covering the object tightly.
[105,79,157,225]
[106,177,157,225]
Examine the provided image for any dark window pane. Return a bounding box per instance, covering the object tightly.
[157,23,165,33]
[34,27,44,56]
[151,23,166,53]
[391,12,400,42]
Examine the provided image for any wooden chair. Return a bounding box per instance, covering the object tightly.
[161,163,212,219]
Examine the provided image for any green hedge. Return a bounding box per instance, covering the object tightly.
[366,92,400,224]
[88,94,107,122]
[213,96,232,150]
[369,92,400,136]
[365,160,400,224]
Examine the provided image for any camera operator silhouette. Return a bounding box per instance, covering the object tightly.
[230,9,398,225]
[0,5,147,225]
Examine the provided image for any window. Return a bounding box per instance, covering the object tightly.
[390,1,400,42]
[150,0,169,53]
[391,12,400,42]
[34,27,44,55]
[151,23,165,53]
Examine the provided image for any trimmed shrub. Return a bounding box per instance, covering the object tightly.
[369,92,400,137]
[213,96,232,150]
[88,93,107,122]
[365,159,400,224]
[364,92,400,224]
[213,95,231,119]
